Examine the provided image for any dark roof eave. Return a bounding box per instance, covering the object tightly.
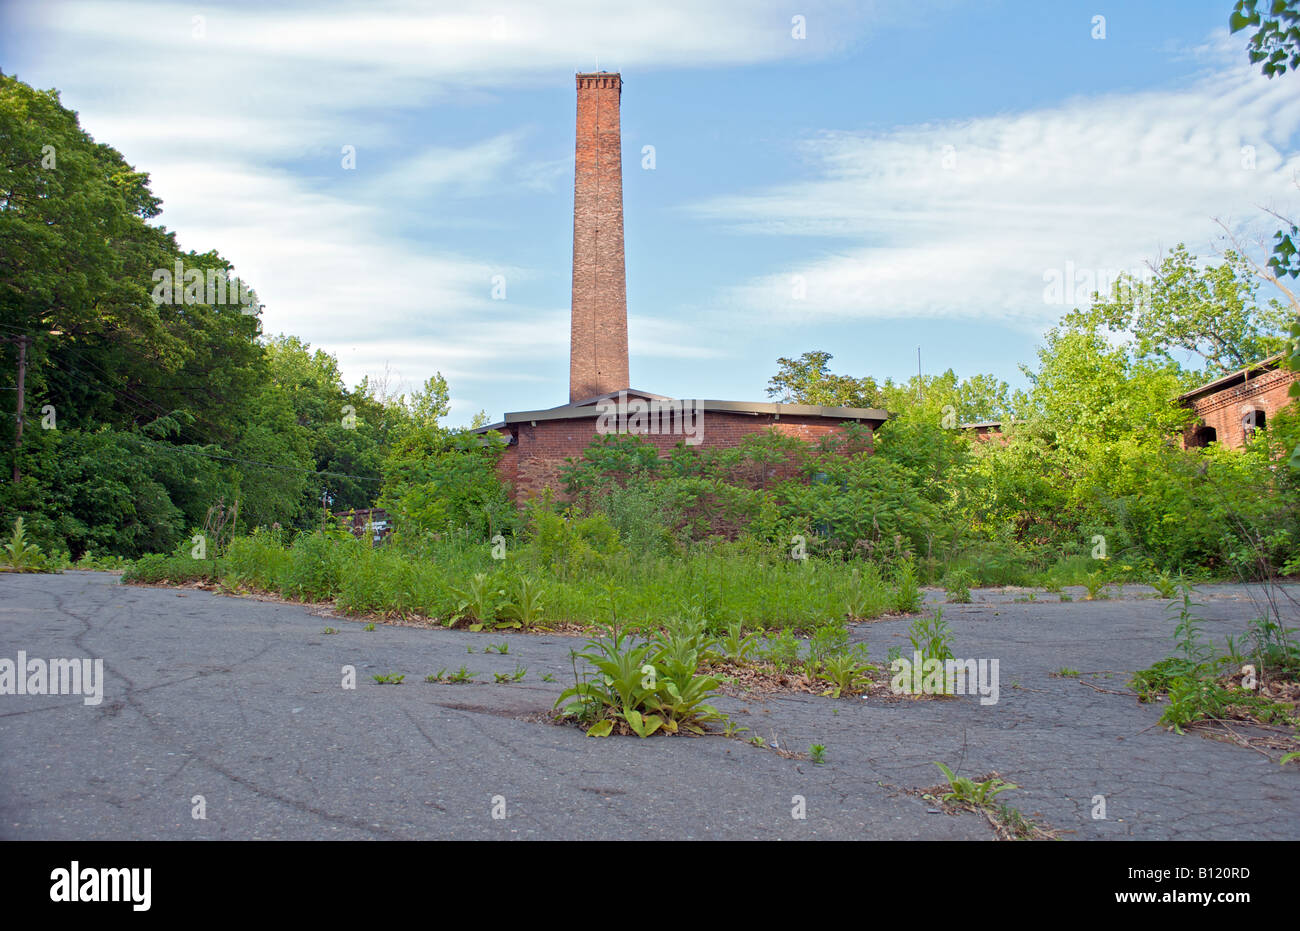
[1176,353,1286,403]
[501,398,889,425]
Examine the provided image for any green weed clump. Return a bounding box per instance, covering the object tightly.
[1131,585,1300,740]
[944,568,973,604]
[3,517,53,573]
[932,762,1016,807]
[556,610,724,738]
[892,558,923,613]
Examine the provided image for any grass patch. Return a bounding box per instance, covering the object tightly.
[124,529,899,633]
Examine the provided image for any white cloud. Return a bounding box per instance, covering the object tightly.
[5,0,888,419]
[629,315,727,361]
[689,38,1300,330]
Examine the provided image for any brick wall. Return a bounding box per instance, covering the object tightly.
[493,412,874,501]
[1184,366,1297,450]
[570,73,629,401]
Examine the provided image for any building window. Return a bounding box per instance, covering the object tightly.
[1242,409,1266,439]
[1189,425,1217,448]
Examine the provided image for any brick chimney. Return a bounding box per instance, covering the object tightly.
[569,72,629,402]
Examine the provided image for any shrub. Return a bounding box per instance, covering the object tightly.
[944,568,973,603]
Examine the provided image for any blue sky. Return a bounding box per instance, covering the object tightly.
[3,0,1298,423]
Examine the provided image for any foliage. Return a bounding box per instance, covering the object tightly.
[1132,584,1299,737]
[3,517,47,572]
[378,429,515,546]
[908,609,955,666]
[893,558,923,613]
[931,762,1017,807]
[944,568,973,604]
[765,350,883,407]
[499,575,547,628]
[0,74,422,557]
[555,613,724,738]
[719,621,764,662]
[448,572,507,631]
[846,565,892,619]
[1085,245,1290,376]
[1231,0,1300,78]
[820,650,875,697]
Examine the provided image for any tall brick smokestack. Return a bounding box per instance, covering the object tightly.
[569,72,629,402]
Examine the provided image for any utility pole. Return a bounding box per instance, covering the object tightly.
[3,335,30,484]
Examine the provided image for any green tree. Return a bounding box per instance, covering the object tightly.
[1230,0,1300,467]
[1085,245,1290,376]
[879,369,1011,424]
[766,351,883,408]
[406,373,451,429]
[1017,319,1192,456]
[0,73,410,551]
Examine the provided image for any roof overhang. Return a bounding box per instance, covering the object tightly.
[1176,353,1285,403]
[497,397,888,426]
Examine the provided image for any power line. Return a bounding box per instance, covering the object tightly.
[117,433,384,483]
[0,321,384,485]
[0,321,237,448]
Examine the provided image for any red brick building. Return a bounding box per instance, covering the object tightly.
[958,421,1011,444]
[485,389,886,500]
[476,73,885,501]
[1179,353,1297,450]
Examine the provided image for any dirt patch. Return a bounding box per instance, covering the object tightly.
[707,658,958,704]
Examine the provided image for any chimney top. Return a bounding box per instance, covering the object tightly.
[576,72,621,89]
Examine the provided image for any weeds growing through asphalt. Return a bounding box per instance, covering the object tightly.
[427,666,478,684]
[555,596,723,738]
[3,517,50,573]
[908,609,955,665]
[493,664,527,684]
[893,557,923,613]
[924,762,1056,840]
[1130,582,1300,758]
[944,569,973,604]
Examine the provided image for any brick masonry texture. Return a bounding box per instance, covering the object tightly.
[1184,366,1297,450]
[570,73,629,402]
[494,413,874,502]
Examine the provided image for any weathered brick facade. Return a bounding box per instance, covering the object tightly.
[1179,356,1297,450]
[570,72,629,402]
[489,397,883,501]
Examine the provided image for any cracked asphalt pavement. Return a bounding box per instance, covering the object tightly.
[1,572,1296,839]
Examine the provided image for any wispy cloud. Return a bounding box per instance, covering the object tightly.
[689,37,1300,330]
[6,0,883,418]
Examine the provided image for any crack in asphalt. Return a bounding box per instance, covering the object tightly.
[3,573,1297,840]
